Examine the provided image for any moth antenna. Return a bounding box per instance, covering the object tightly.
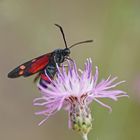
[55,24,68,48]
[69,40,93,49]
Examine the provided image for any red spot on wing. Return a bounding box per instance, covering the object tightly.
[20,65,26,70]
[32,59,36,62]
[40,73,52,82]
[19,70,24,75]
[28,54,51,74]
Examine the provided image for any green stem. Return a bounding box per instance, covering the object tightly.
[82,134,88,140]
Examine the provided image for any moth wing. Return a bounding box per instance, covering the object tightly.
[8,53,51,78]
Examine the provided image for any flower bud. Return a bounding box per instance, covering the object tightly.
[70,99,92,135]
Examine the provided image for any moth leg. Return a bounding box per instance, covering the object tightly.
[33,71,42,83]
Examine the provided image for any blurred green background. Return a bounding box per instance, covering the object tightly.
[0,0,140,140]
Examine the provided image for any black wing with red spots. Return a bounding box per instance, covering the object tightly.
[8,53,51,78]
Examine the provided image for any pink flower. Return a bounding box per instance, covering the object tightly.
[33,58,128,138]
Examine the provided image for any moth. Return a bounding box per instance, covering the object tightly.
[8,24,93,84]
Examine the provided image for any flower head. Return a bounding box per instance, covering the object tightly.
[34,58,127,138]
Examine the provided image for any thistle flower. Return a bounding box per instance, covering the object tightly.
[34,58,128,140]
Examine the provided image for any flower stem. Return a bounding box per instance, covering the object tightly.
[82,134,88,140]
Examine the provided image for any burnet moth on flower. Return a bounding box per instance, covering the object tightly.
[8,24,93,84]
